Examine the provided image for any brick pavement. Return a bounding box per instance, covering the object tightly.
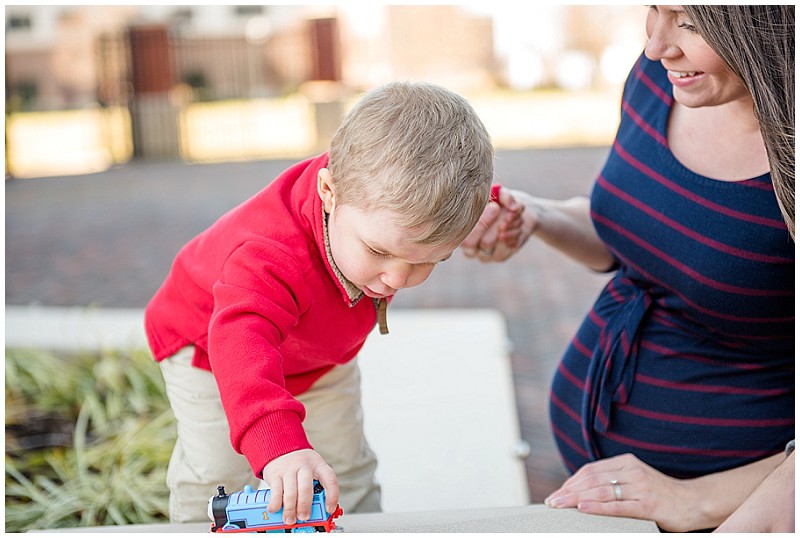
[5,146,612,502]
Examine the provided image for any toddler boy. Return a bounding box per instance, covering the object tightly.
[144,81,494,523]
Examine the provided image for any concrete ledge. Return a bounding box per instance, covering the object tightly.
[5,305,148,350]
[34,505,658,533]
[334,504,659,533]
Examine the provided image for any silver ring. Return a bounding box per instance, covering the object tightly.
[610,479,623,501]
[478,247,495,256]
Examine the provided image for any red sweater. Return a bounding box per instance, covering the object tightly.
[144,153,381,477]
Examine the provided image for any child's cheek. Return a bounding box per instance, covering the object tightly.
[407,265,435,289]
[335,251,370,286]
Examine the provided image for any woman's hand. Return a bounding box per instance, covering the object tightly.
[544,453,712,532]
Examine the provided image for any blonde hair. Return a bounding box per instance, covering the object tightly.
[327,81,494,246]
[684,5,795,239]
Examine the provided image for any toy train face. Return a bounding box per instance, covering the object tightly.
[209,482,343,533]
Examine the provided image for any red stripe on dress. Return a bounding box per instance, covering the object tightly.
[557,361,585,391]
[570,335,593,361]
[550,397,591,461]
[551,389,584,425]
[604,276,627,303]
[591,235,794,325]
[597,174,792,264]
[639,340,764,371]
[647,308,791,343]
[620,405,793,427]
[636,372,792,396]
[603,430,773,459]
[622,100,668,147]
[552,423,591,463]
[587,309,606,330]
[741,180,777,191]
[633,58,672,105]
[614,141,787,229]
[593,211,791,297]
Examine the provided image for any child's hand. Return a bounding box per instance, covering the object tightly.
[462,186,531,262]
[262,449,339,525]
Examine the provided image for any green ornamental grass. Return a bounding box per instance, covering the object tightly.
[5,347,175,532]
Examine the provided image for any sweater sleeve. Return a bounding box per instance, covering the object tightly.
[208,240,313,477]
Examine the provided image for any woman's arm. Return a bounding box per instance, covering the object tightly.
[515,190,614,271]
[714,452,794,533]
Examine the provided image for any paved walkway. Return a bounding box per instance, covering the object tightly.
[5,146,613,502]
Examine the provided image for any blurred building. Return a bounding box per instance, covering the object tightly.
[5,5,496,112]
[5,5,645,112]
[4,5,645,174]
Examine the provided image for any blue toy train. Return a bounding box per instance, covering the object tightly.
[209,481,343,533]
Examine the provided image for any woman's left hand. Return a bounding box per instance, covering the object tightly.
[544,453,709,532]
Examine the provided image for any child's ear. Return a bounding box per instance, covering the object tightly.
[317,168,336,213]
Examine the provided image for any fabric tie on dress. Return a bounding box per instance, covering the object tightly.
[581,285,652,459]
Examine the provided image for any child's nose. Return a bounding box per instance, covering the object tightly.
[381,262,413,290]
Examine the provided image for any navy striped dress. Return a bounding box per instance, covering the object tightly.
[549,53,795,478]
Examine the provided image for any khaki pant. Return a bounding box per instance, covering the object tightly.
[160,347,381,523]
